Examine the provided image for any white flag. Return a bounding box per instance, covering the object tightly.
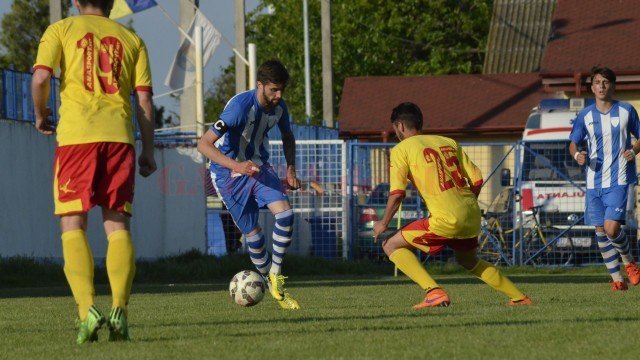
[164,9,221,91]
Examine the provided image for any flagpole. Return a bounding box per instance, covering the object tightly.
[248,43,256,90]
[195,25,205,138]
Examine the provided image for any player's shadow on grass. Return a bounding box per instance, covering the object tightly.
[135,313,640,343]
[281,274,611,289]
[0,274,610,298]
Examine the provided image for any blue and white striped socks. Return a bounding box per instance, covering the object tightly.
[270,209,294,275]
[596,231,623,282]
[609,231,633,265]
[246,230,271,276]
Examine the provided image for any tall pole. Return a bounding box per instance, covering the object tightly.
[234,0,247,93]
[303,0,312,122]
[321,0,334,128]
[248,43,257,90]
[195,26,204,138]
[180,0,198,135]
[49,0,62,23]
[50,0,63,77]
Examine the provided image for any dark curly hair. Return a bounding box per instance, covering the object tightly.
[257,60,290,86]
[390,102,423,130]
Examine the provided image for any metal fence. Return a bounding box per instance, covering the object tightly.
[1,68,59,123]
[205,140,347,260]
[348,141,639,266]
[5,68,637,266]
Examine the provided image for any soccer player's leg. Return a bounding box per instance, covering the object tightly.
[267,209,300,308]
[596,231,627,290]
[384,221,449,308]
[602,187,639,286]
[588,191,626,289]
[55,144,102,338]
[61,227,96,326]
[258,168,300,309]
[245,230,272,276]
[218,175,274,277]
[62,224,107,343]
[270,209,294,277]
[105,228,135,320]
[608,229,640,286]
[266,208,296,304]
[454,246,532,305]
[98,143,136,340]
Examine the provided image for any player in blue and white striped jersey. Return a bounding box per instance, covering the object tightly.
[198,60,301,309]
[569,66,640,290]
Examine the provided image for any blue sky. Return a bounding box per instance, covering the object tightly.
[0,0,259,117]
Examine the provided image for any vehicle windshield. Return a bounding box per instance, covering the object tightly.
[522,141,585,182]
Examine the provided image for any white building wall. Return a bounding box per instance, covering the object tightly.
[0,120,206,260]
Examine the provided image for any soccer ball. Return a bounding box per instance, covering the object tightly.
[229,270,266,306]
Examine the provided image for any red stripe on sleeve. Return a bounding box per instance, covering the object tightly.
[135,86,153,94]
[32,65,53,74]
[389,190,406,197]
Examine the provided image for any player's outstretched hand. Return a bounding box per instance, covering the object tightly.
[138,152,157,177]
[287,166,300,190]
[34,108,55,135]
[373,221,387,243]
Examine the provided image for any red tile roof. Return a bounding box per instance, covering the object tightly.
[540,0,640,75]
[338,74,548,138]
[338,0,640,139]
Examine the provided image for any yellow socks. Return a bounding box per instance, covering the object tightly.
[389,248,439,292]
[61,230,95,320]
[470,259,526,301]
[106,230,136,312]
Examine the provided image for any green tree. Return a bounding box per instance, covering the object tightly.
[0,1,173,127]
[237,0,492,125]
[0,0,72,71]
[204,59,238,124]
[154,105,176,129]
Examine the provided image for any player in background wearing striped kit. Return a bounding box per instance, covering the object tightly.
[569,66,640,291]
[197,60,300,310]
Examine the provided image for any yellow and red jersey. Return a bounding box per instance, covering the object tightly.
[34,15,152,146]
[390,135,483,238]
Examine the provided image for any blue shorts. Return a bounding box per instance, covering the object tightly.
[211,164,288,234]
[584,186,628,226]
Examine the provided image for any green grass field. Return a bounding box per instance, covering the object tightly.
[2,261,640,359]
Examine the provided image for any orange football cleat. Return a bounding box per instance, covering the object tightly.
[624,263,640,286]
[507,296,533,306]
[413,288,450,309]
